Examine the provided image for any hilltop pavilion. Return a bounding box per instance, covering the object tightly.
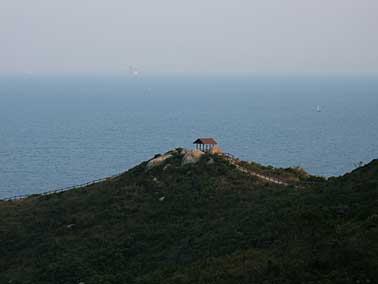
[193,138,218,152]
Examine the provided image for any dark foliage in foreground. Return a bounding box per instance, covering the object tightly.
[1,152,378,284]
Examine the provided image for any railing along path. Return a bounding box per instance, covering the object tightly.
[1,173,122,202]
[222,153,325,187]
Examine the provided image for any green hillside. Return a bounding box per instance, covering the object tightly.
[1,150,377,284]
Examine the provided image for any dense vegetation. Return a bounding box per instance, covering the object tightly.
[1,150,377,284]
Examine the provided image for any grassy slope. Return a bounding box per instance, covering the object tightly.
[1,152,378,284]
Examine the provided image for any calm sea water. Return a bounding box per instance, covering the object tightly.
[1,75,378,198]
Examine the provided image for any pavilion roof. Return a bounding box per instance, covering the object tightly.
[193,138,218,145]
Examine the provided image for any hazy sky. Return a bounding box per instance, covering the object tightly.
[1,0,377,75]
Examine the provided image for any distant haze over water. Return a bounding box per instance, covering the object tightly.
[1,75,378,198]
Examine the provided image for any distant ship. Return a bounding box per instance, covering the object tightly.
[129,66,139,76]
[316,105,321,112]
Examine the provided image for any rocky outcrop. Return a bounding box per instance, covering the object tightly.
[146,153,173,170]
[209,146,223,155]
[180,148,189,156]
[182,150,205,166]
[146,147,221,170]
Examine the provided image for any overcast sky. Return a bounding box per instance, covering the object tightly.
[1,0,377,75]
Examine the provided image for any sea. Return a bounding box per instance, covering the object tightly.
[1,75,378,199]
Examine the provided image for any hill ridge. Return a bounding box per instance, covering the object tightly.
[1,149,325,201]
[1,149,378,283]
